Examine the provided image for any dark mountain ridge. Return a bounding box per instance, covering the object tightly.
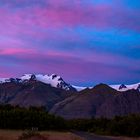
[0,79,75,110]
[50,84,140,119]
[0,78,140,119]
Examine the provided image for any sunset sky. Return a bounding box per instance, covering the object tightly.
[0,0,140,86]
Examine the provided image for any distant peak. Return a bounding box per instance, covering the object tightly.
[119,84,127,90]
[93,83,110,89]
[110,82,140,92]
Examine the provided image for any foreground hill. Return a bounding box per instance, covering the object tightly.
[50,84,140,119]
[97,89,140,118]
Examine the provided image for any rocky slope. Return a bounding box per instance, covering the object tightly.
[50,84,118,119]
[50,84,140,119]
[1,74,140,119]
[0,78,75,110]
[96,89,140,118]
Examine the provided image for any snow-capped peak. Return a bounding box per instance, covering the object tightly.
[20,74,33,80]
[1,74,140,92]
[0,74,76,91]
[21,74,76,91]
[73,83,140,92]
[110,83,140,92]
[0,78,10,83]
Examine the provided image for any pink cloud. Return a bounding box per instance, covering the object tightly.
[0,3,139,45]
[0,48,34,55]
[0,47,140,85]
[29,4,113,28]
[0,4,131,29]
[1,47,140,72]
[0,1,139,85]
[9,52,135,83]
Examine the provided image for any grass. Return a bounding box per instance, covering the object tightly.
[0,129,84,140]
[1,129,140,140]
[0,129,22,140]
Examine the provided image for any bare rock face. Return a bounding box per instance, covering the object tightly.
[0,82,23,104]
[137,84,140,91]
[119,84,127,90]
[50,84,140,119]
[50,84,118,119]
[1,81,140,119]
[96,89,140,118]
[0,80,74,111]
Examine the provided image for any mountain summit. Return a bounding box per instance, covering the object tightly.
[0,74,140,119]
[1,74,140,92]
[0,74,76,92]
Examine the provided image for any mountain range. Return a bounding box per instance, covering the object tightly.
[0,74,140,119]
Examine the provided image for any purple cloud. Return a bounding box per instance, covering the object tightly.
[0,0,140,86]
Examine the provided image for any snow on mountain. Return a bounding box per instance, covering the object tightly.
[0,74,76,91]
[1,74,140,92]
[73,83,140,92]
[72,85,87,91]
[110,83,140,92]
[21,74,77,91]
[20,74,33,80]
[0,78,10,83]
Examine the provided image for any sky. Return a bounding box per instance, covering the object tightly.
[0,0,140,86]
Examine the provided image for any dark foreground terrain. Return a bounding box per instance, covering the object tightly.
[0,105,140,137]
[0,130,83,140]
[73,131,140,140]
[0,130,140,140]
[1,79,140,120]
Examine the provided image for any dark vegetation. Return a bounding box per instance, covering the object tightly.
[0,105,65,130]
[0,104,140,137]
[69,116,140,137]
